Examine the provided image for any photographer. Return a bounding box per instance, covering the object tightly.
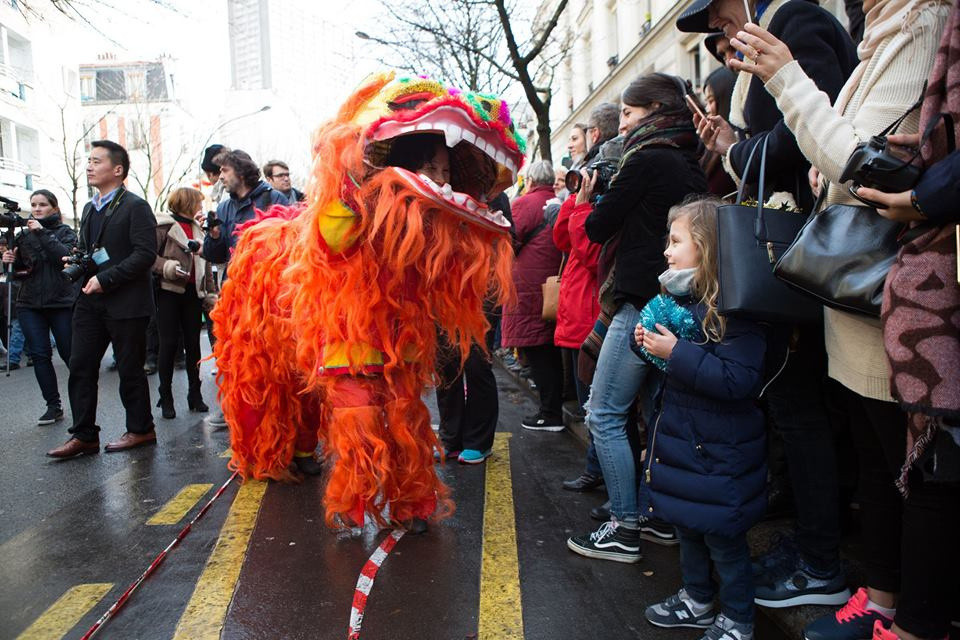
[1,190,77,424]
[152,187,215,420]
[47,140,158,459]
[554,102,620,493]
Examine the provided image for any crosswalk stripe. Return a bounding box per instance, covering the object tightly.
[146,484,214,526]
[171,480,267,639]
[15,583,113,640]
[478,432,523,639]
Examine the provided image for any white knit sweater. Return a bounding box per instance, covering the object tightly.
[763,5,950,401]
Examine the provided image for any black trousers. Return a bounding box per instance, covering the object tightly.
[67,296,152,442]
[522,343,564,419]
[157,285,203,393]
[435,340,498,453]
[846,389,960,637]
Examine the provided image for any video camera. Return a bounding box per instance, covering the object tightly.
[0,196,26,229]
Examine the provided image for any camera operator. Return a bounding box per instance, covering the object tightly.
[47,140,158,459]
[201,148,287,428]
[1,190,77,424]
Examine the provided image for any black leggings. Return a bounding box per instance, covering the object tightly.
[846,390,960,638]
[157,284,203,392]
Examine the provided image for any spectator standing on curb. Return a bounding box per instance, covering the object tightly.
[501,160,565,432]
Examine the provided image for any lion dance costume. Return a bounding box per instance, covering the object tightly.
[211,73,524,528]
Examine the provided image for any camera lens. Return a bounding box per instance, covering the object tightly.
[564,170,582,194]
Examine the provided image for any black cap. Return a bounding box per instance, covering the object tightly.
[704,32,726,63]
[676,0,714,33]
[201,144,225,173]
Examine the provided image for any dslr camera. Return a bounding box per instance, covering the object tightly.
[62,247,96,283]
[840,135,921,207]
[564,136,624,203]
[201,211,221,233]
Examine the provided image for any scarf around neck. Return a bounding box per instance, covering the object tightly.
[881,2,960,494]
[658,267,697,296]
[621,108,699,162]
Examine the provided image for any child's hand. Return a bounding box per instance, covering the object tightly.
[634,323,644,346]
[642,323,678,360]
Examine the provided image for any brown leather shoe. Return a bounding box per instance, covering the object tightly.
[104,430,157,452]
[47,437,100,458]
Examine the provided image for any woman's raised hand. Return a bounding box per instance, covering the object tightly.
[728,23,795,83]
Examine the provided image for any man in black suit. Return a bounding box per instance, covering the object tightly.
[48,140,158,458]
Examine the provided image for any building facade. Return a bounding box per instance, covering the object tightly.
[542,0,851,163]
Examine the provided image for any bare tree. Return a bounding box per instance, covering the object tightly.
[360,0,569,162]
[55,102,106,230]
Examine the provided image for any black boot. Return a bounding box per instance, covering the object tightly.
[157,385,176,419]
[187,383,209,413]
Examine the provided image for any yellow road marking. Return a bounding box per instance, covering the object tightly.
[146,484,214,526]
[15,583,113,640]
[478,432,523,639]
[172,480,267,640]
[220,448,232,458]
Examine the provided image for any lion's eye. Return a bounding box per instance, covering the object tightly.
[388,92,436,111]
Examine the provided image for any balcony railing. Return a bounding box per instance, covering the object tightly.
[0,63,27,102]
[0,156,35,191]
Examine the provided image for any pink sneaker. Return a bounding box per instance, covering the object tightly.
[804,588,893,640]
[872,619,949,640]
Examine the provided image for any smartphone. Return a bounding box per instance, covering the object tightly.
[685,94,706,120]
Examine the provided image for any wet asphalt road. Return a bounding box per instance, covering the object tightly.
[0,350,784,639]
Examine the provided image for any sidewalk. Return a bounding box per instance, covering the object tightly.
[493,355,866,640]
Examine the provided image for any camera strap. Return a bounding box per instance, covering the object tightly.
[83,186,127,250]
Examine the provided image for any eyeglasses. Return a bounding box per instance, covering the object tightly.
[272,172,290,178]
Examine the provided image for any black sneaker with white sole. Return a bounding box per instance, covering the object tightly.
[37,406,64,426]
[639,516,679,546]
[567,520,642,563]
[521,412,564,432]
[645,588,716,629]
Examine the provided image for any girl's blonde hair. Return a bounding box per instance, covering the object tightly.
[667,195,726,343]
[167,187,204,218]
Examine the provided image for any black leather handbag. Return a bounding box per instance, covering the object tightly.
[773,189,905,317]
[716,138,821,324]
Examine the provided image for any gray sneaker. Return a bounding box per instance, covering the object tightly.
[645,588,716,629]
[700,614,753,640]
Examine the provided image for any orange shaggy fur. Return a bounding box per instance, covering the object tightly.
[211,74,514,527]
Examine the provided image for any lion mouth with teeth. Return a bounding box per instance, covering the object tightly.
[357,76,525,232]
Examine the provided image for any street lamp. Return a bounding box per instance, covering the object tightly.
[195,105,271,185]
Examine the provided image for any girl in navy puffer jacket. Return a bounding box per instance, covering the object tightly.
[635,197,767,640]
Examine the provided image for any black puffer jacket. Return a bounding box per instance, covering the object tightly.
[11,215,79,309]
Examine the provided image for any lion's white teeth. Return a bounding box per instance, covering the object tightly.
[441,183,453,198]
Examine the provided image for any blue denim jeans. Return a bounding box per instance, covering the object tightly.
[586,303,651,523]
[18,307,73,408]
[678,527,754,625]
[7,317,25,364]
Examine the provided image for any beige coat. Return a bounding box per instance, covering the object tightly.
[764,5,950,401]
[152,213,218,309]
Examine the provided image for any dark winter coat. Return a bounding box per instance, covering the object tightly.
[642,298,768,536]
[500,185,562,348]
[11,215,78,309]
[552,195,601,348]
[914,148,960,224]
[202,180,288,265]
[585,147,706,310]
[77,188,157,319]
[729,0,857,213]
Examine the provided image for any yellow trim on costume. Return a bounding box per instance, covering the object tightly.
[317,200,358,253]
[322,342,384,370]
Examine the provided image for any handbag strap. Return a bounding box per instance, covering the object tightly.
[734,135,773,243]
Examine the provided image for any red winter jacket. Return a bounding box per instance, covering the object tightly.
[500,185,563,348]
[552,194,601,348]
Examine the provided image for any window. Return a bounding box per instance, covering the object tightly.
[146,63,168,100]
[96,69,125,102]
